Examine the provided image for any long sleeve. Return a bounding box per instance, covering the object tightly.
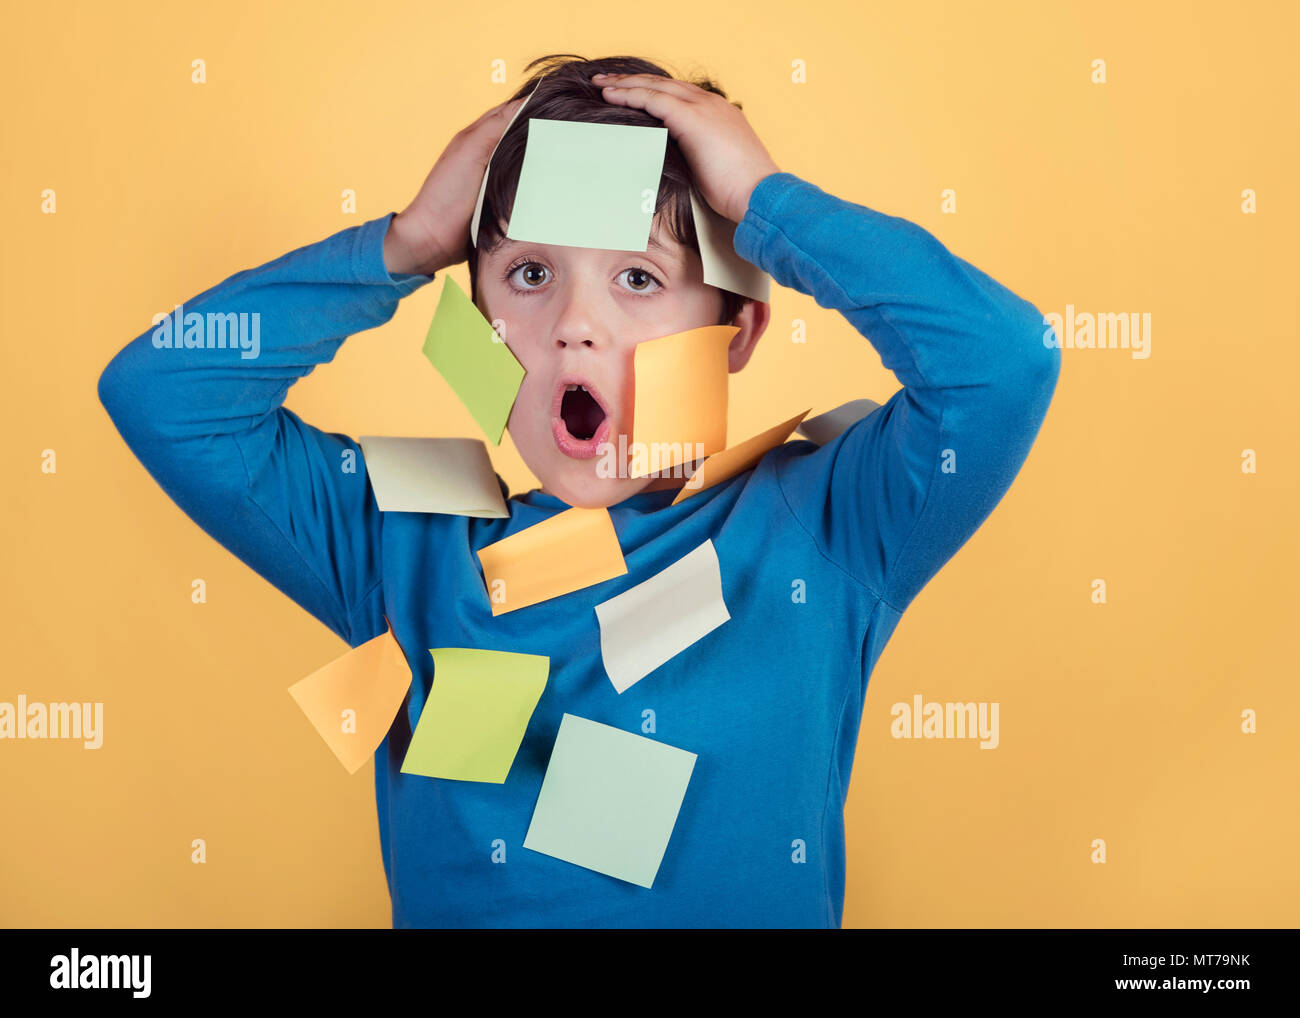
[733,172,1060,613]
[97,214,436,644]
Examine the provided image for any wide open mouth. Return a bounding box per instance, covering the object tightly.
[558,382,607,441]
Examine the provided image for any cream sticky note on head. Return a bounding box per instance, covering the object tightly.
[796,399,883,445]
[357,436,508,517]
[594,539,731,694]
[690,189,771,303]
[672,409,811,504]
[421,276,525,445]
[471,76,547,248]
[522,714,696,889]
[288,625,412,775]
[399,648,549,784]
[506,119,669,252]
[477,507,627,615]
[629,325,735,477]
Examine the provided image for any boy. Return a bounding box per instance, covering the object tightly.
[98,54,1060,928]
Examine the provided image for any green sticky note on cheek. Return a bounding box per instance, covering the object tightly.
[522,714,697,888]
[421,276,525,445]
[507,119,669,252]
[400,648,550,784]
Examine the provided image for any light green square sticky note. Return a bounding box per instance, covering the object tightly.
[506,119,669,252]
[522,714,697,888]
[421,276,525,445]
[400,648,549,783]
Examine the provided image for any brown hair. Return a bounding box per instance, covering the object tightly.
[467,54,752,326]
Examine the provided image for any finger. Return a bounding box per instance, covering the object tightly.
[596,83,691,125]
[470,96,525,129]
[592,73,703,103]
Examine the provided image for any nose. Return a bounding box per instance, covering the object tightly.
[551,275,605,351]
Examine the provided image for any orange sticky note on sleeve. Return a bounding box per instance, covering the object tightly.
[288,624,413,774]
[672,409,811,504]
[477,507,628,615]
[630,325,736,477]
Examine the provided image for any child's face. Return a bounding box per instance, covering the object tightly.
[476,221,752,508]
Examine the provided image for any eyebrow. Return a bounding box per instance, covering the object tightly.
[494,234,679,260]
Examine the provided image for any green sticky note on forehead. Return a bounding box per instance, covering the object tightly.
[421,276,525,445]
[506,119,669,252]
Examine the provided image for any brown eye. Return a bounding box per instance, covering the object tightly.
[521,263,547,287]
[620,267,661,293]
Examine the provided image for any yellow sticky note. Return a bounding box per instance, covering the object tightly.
[288,625,412,775]
[477,507,627,615]
[400,648,550,783]
[672,409,811,504]
[630,325,736,477]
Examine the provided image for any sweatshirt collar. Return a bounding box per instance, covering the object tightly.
[516,484,683,514]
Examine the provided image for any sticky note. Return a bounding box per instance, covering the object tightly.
[506,118,669,252]
[477,507,627,616]
[523,714,696,888]
[796,399,883,445]
[594,539,730,693]
[399,648,549,783]
[690,189,771,303]
[421,276,525,445]
[357,436,508,517]
[471,75,548,248]
[672,409,811,504]
[629,325,735,476]
[288,625,412,775]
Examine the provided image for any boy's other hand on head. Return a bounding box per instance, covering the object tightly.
[590,72,780,225]
[383,97,527,277]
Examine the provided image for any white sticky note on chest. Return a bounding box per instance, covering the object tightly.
[358,436,508,517]
[594,539,731,694]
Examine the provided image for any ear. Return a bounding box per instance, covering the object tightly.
[726,298,770,373]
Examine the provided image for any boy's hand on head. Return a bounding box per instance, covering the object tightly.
[383,96,528,277]
[591,72,781,225]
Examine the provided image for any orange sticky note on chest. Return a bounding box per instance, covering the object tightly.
[477,507,628,615]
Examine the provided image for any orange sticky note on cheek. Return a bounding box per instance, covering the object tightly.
[288,624,413,774]
[478,507,628,615]
[629,325,736,477]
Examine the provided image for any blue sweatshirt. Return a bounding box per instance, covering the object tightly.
[98,171,1060,928]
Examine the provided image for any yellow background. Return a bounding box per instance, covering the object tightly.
[2,0,1297,927]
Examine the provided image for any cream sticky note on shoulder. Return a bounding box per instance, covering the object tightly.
[507,119,669,252]
[522,714,696,889]
[421,276,525,445]
[672,409,810,504]
[288,625,412,775]
[690,189,771,303]
[594,539,730,693]
[358,436,508,517]
[400,648,549,783]
[477,507,627,615]
[629,325,735,477]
